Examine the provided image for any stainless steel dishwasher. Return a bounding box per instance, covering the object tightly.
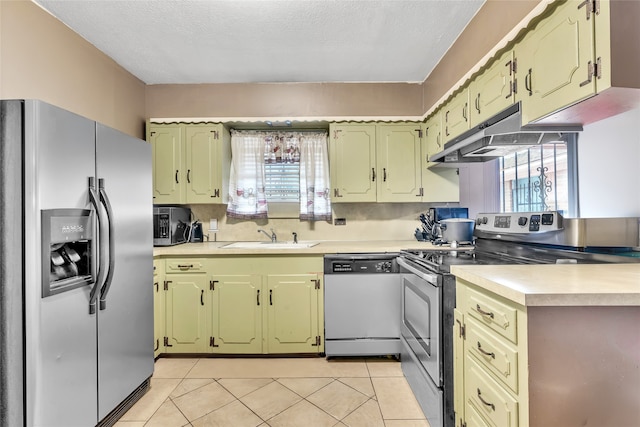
[324,253,401,357]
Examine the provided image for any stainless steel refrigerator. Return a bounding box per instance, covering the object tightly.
[0,100,154,427]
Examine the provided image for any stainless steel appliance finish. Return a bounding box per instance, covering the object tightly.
[324,254,400,357]
[153,206,191,246]
[0,100,153,427]
[433,218,475,246]
[399,211,640,427]
[430,103,582,163]
[475,211,640,248]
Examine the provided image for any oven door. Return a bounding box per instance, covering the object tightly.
[398,257,442,387]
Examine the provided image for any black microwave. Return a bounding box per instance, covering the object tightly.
[153,206,191,246]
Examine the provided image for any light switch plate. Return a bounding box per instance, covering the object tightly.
[334,218,346,226]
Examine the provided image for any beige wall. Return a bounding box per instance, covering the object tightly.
[145,82,424,120]
[422,0,542,114]
[189,202,443,242]
[0,0,146,138]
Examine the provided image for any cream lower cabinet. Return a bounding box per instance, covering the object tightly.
[454,277,640,427]
[266,274,321,353]
[164,260,210,353]
[156,256,324,356]
[210,275,263,353]
[454,279,526,427]
[153,259,165,358]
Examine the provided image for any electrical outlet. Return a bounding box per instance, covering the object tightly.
[334,218,346,226]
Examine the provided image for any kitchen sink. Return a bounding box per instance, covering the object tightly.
[222,241,319,249]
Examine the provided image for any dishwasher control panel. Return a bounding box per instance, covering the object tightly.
[324,255,399,274]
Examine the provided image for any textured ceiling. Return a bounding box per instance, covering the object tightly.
[35,0,485,85]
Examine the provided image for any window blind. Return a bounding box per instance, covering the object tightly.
[264,162,300,202]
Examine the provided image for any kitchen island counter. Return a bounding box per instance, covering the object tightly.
[451,263,640,306]
[154,240,456,256]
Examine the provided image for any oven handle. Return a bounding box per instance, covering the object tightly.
[397,257,439,284]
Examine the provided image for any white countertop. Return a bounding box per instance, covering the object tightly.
[153,240,457,256]
[450,263,640,307]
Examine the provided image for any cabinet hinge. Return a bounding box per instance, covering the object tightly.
[456,319,466,339]
[578,0,596,20]
[415,129,423,138]
[210,337,219,348]
[313,279,321,290]
[594,57,602,79]
[163,280,169,291]
[311,335,321,346]
[512,57,517,74]
[210,280,218,291]
[164,337,173,347]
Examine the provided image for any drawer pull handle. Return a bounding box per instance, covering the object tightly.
[477,388,495,411]
[477,342,496,359]
[476,304,494,319]
[177,264,193,269]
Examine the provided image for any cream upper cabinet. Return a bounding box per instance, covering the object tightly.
[376,124,423,202]
[517,0,596,124]
[184,124,230,204]
[469,49,517,128]
[421,117,459,203]
[329,123,377,202]
[148,123,230,205]
[329,122,425,203]
[149,124,183,204]
[210,275,263,354]
[443,88,470,142]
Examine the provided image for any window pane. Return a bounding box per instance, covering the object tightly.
[500,142,569,213]
[264,162,300,202]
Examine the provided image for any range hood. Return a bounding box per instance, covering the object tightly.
[429,103,582,164]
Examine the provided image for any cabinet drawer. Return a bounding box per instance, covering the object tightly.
[465,400,493,427]
[466,355,519,427]
[466,316,519,393]
[166,259,205,272]
[465,286,518,344]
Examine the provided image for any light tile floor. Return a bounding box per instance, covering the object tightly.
[114,357,430,427]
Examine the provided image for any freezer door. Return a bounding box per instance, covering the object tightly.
[95,124,154,420]
[25,100,99,427]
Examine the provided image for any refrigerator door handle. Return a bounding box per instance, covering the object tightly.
[98,178,116,311]
[88,177,106,314]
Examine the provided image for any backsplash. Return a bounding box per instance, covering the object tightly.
[188,203,455,242]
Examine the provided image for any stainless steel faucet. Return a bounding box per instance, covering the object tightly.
[258,228,277,242]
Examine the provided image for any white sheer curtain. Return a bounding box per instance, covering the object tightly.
[299,133,332,221]
[227,131,268,219]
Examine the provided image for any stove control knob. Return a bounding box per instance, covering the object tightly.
[518,216,528,227]
[476,216,488,226]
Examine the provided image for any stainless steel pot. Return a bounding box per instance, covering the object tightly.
[433,218,475,244]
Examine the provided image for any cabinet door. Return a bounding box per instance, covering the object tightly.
[518,0,595,124]
[453,309,465,427]
[153,259,165,358]
[329,124,377,202]
[470,50,515,128]
[443,88,470,141]
[185,124,221,204]
[421,118,459,203]
[376,124,422,202]
[165,274,209,353]
[210,275,263,354]
[149,125,184,204]
[266,274,320,353]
